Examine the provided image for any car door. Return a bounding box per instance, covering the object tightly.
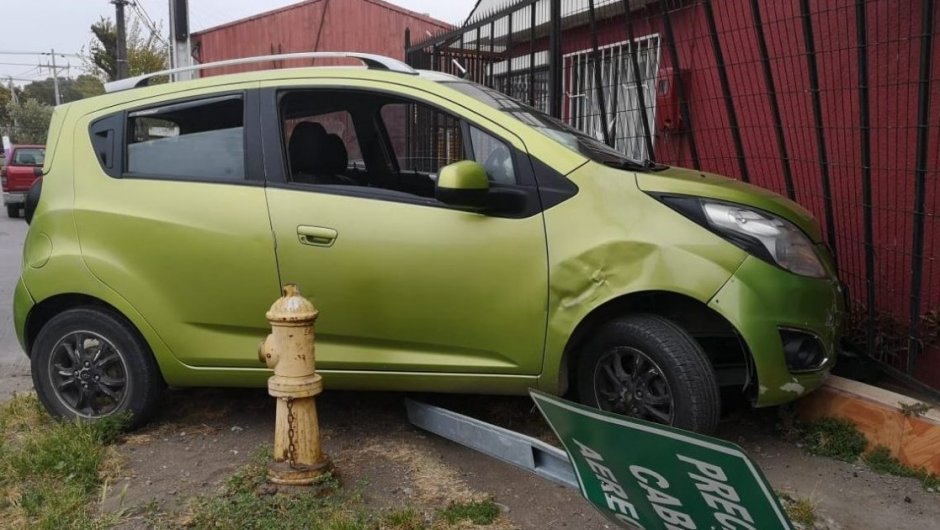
[260,82,548,378]
[73,87,281,368]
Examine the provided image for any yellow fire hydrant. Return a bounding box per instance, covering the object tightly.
[258,284,333,485]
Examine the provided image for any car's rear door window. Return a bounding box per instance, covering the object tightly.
[125,95,245,181]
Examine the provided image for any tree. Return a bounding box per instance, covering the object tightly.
[0,85,11,130]
[73,74,105,99]
[19,75,105,107]
[82,14,168,82]
[6,99,54,144]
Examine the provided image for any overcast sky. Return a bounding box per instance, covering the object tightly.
[0,0,476,85]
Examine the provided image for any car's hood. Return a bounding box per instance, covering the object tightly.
[634,166,823,242]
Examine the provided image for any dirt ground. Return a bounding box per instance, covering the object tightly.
[1,382,923,530]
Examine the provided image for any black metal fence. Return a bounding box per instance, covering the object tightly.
[407,0,940,391]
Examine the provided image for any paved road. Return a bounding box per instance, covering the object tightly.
[0,214,31,396]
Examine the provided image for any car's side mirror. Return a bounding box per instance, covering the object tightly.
[435,160,490,209]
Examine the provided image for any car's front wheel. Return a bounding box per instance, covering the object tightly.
[31,308,164,428]
[7,204,20,218]
[576,314,720,433]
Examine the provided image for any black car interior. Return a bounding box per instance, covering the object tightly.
[280,91,462,198]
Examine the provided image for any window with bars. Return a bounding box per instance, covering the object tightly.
[564,35,661,161]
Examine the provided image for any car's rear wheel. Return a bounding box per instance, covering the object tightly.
[576,314,720,433]
[31,308,164,428]
[7,204,20,218]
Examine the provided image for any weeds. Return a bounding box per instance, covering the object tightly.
[793,417,940,493]
[437,499,500,525]
[181,447,371,530]
[383,508,426,530]
[0,394,127,530]
[177,447,505,529]
[798,417,868,461]
[777,492,817,528]
[899,401,932,418]
[864,446,940,491]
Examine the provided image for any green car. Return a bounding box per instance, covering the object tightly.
[13,53,842,432]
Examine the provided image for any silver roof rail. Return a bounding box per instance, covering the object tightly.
[104,51,418,93]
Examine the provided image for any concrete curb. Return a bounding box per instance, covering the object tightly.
[797,375,940,474]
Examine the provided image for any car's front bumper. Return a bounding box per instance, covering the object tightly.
[708,256,843,407]
[3,192,25,206]
[13,276,34,355]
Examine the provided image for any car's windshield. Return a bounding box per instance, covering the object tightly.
[444,81,660,170]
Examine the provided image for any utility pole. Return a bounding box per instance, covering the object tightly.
[113,0,130,80]
[7,77,18,135]
[38,51,69,105]
[8,77,18,106]
[169,0,194,80]
[50,48,60,105]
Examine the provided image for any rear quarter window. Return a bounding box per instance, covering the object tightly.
[124,95,245,182]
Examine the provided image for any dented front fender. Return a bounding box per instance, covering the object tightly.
[537,163,748,391]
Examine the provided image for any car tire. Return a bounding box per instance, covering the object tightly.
[31,308,164,428]
[576,314,720,433]
[7,204,20,218]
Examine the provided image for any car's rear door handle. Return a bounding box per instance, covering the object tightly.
[297,225,338,247]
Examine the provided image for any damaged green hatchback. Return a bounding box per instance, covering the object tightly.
[14,53,842,432]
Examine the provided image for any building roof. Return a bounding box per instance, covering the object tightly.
[192,0,451,37]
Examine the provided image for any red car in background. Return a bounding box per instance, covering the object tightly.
[2,144,44,218]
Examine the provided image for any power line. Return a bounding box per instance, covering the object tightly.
[131,1,170,47]
[0,50,81,58]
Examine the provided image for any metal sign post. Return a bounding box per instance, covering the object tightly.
[530,391,792,530]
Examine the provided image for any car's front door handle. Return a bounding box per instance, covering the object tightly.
[297,225,338,247]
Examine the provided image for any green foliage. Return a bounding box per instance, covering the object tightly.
[437,499,500,525]
[799,417,868,462]
[383,508,426,530]
[14,75,103,107]
[0,394,124,529]
[182,447,368,530]
[777,492,817,528]
[6,98,54,144]
[0,85,11,127]
[83,15,168,82]
[181,447,501,530]
[864,445,940,491]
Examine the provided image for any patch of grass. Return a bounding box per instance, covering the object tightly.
[799,417,868,461]
[0,394,127,530]
[383,508,426,530]
[437,499,500,526]
[183,447,373,530]
[778,492,817,527]
[864,445,940,491]
[180,445,505,530]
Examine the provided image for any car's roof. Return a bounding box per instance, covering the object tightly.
[69,66,465,114]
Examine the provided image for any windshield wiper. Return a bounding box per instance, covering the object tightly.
[606,158,669,172]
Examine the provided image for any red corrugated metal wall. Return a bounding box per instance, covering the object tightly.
[555,0,940,385]
[192,0,451,75]
[412,0,940,387]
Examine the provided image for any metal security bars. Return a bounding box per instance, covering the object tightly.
[407,0,940,392]
[564,35,661,160]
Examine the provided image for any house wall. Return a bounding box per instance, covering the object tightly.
[192,0,451,75]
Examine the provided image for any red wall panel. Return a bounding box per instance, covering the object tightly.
[192,0,451,75]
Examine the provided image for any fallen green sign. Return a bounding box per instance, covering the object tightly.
[531,391,793,530]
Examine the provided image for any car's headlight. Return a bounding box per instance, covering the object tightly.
[661,196,827,278]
